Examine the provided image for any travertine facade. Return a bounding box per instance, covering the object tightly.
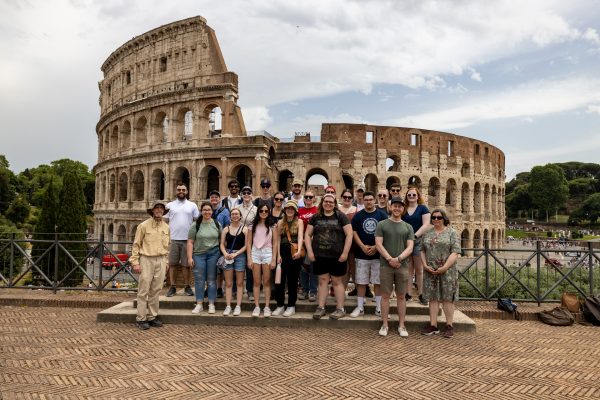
[94,16,505,250]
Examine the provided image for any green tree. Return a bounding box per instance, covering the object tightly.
[505,185,533,218]
[5,195,30,225]
[0,156,17,214]
[528,164,569,222]
[32,179,59,282]
[579,193,600,224]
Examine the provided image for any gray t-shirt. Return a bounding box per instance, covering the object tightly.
[375,218,415,268]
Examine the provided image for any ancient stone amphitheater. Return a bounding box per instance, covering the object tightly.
[93,16,505,250]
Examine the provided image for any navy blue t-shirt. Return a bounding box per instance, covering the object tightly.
[401,204,430,235]
[351,208,389,260]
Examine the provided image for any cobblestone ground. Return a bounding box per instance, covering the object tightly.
[1,306,600,399]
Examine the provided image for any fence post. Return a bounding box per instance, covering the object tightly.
[53,232,59,294]
[536,240,541,306]
[589,241,594,296]
[98,233,105,292]
[8,232,15,287]
[484,239,490,299]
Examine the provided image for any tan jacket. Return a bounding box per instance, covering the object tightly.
[129,217,170,265]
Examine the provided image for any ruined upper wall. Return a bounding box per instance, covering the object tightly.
[98,16,235,117]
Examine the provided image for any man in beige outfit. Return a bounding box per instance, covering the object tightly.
[130,201,170,330]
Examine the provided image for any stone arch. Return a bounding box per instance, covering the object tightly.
[278,170,294,193]
[173,106,192,141]
[474,182,482,214]
[364,173,379,193]
[483,228,489,247]
[109,174,116,202]
[118,172,128,201]
[116,224,127,252]
[110,126,118,154]
[491,229,497,248]
[428,177,441,207]
[445,178,457,208]
[135,116,148,146]
[151,169,165,200]
[492,185,498,217]
[407,176,422,189]
[461,229,470,251]
[386,176,401,190]
[386,155,401,172]
[461,182,470,214]
[484,184,491,220]
[132,170,144,201]
[306,168,329,191]
[200,165,220,199]
[152,111,168,144]
[107,223,114,243]
[120,120,131,150]
[232,164,253,189]
[102,129,109,157]
[101,176,107,203]
[461,162,470,178]
[268,147,276,167]
[206,105,223,137]
[342,174,354,191]
[473,229,481,252]
[173,166,191,195]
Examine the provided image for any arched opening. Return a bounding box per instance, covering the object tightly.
[484,184,490,220]
[386,176,400,190]
[461,229,470,252]
[135,116,147,146]
[130,225,138,242]
[483,229,489,248]
[102,130,109,157]
[120,120,131,151]
[118,172,128,201]
[491,229,497,249]
[116,225,127,252]
[109,174,116,202]
[445,178,457,207]
[428,177,441,207]
[306,168,329,194]
[461,182,470,214]
[474,182,482,214]
[132,170,144,201]
[364,173,379,193]
[209,106,222,137]
[151,169,165,200]
[461,163,470,178]
[107,223,114,243]
[153,112,168,144]
[183,110,193,140]
[473,229,481,254]
[173,167,191,195]
[492,185,498,217]
[342,174,354,191]
[278,170,294,193]
[200,165,220,199]
[233,164,253,188]
[110,126,118,154]
[268,147,275,167]
[407,176,422,189]
[386,155,400,172]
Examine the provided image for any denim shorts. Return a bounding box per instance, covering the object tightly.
[251,246,273,264]
[412,237,422,256]
[222,252,247,273]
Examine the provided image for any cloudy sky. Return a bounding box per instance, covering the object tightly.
[1,0,599,180]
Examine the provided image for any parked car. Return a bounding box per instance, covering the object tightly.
[101,254,130,269]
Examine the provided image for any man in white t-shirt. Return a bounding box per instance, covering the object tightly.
[164,184,200,297]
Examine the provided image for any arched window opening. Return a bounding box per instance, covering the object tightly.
[183,110,193,139]
[278,170,294,193]
[407,176,422,190]
[386,156,400,172]
[118,172,128,201]
[110,126,118,154]
[461,182,470,214]
[132,170,144,201]
[461,229,470,252]
[200,166,220,199]
[151,169,165,200]
[120,121,131,151]
[364,173,379,193]
[386,176,400,190]
[445,179,457,207]
[307,170,329,195]
[107,223,114,243]
[152,112,168,144]
[233,164,253,189]
[474,182,482,214]
[109,174,116,202]
[428,177,441,207]
[461,163,470,178]
[116,225,127,252]
[173,167,191,196]
[268,147,276,167]
[135,116,147,146]
[342,174,354,191]
[209,106,222,137]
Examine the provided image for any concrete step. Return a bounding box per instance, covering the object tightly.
[133,294,435,315]
[98,301,476,333]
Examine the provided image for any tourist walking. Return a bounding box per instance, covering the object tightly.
[375,196,414,336]
[219,208,248,316]
[130,201,170,330]
[305,193,353,320]
[165,184,199,297]
[419,209,461,338]
[188,202,221,315]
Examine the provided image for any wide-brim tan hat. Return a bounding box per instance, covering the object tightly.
[147,201,169,216]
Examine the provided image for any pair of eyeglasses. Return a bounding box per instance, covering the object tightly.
[431,215,444,220]
[378,194,387,198]
[390,189,401,193]
[304,195,314,199]
[407,193,418,198]
[177,189,187,192]
[274,197,284,201]
[325,191,336,194]
[261,184,271,188]
[242,191,252,195]
[259,210,269,214]
[342,195,353,200]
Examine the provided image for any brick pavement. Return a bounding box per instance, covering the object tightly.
[1,305,599,399]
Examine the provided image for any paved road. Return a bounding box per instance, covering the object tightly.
[1,306,599,399]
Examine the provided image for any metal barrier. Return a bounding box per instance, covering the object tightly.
[1,235,599,302]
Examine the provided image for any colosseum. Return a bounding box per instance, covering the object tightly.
[93,16,505,250]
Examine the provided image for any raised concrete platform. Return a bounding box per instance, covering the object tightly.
[98,295,476,332]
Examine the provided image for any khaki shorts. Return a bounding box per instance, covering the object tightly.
[168,240,189,267]
[379,264,408,295]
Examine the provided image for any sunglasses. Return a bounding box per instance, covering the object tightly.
[242,191,252,195]
[274,197,284,201]
[342,195,353,200]
[407,193,418,198]
[378,194,388,198]
[431,215,444,220]
[261,184,271,188]
[259,209,269,214]
[390,189,401,193]
[325,191,335,194]
[304,195,314,199]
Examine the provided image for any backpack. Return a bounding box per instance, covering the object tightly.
[582,296,600,326]
[538,307,575,326]
[497,298,521,320]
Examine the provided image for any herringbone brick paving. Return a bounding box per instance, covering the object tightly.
[1,305,599,399]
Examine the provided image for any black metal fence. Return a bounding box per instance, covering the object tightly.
[1,234,599,303]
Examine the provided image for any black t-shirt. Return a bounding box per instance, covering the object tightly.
[309,211,350,259]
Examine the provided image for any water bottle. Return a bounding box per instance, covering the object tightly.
[274,263,282,284]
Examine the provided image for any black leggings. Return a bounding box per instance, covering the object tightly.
[275,243,302,307]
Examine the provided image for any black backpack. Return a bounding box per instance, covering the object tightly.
[497,298,521,320]
[582,296,600,326]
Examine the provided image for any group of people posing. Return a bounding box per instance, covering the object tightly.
[131,178,462,338]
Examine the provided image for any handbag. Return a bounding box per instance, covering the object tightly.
[285,221,305,258]
[538,306,575,326]
[497,298,521,321]
[560,292,580,313]
[217,225,243,268]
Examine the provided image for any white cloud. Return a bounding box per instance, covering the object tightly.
[586,105,600,115]
[469,68,482,82]
[242,106,272,131]
[269,112,367,138]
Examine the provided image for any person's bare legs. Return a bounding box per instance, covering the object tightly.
[381,292,391,328]
[317,274,330,308]
[396,291,407,328]
[442,301,454,326]
[235,270,244,307]
[331,275,345,309]
[224,269,234,306]
[429,299,439,327]
[262,263,271,305]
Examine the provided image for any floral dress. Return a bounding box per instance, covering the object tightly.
[421,227,461,302]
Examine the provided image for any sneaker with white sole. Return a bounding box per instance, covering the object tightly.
[272,307,285,316]
[398,326,409,337]
[252,306,261,317]
[223,305,232,316]
[208,304,216,314]
[263,307,272,317]
[350,307,364,318]
[283,306,295,317]
[192,303,203,314]
[378,325,389,337]
[233,305,242,316]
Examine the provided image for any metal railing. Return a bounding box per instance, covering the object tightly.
[1,235,599,303]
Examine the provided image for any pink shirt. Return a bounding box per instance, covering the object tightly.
[252,223,273,249]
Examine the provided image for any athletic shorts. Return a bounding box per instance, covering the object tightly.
[313,256,347,277]
[251,246,273,265]
[355,258,380,285]
[380,264,408,295]
[168,240,189,267]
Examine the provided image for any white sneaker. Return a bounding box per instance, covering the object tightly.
[283,306,295,317]
[223,305,232,316]
[263,307,272,317]
[233,305,241,316]
[398,326,409,337]
[379,325,388,337]
[272,307,285,316]
[192,303,203,314]
[208,304,216,314]
[350,307,364,318]
[252,306,260,317]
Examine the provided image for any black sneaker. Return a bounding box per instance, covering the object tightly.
[136,321,150,330]
[405,293,412,301]
[184,286,194,296]
[148,319,163,328]
[217,288,224,298]
[166,286,176,297]
[418,294,428,306]
[347,287,357,297]
[365,286,374,298]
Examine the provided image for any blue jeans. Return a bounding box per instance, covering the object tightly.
[300,262,318,295]
[193,246,220,302]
